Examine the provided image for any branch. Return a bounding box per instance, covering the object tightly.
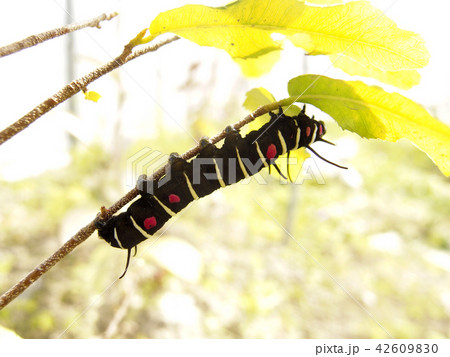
[0,98,295,310]
[0,12,118,58]
[0,188,139,310]
[0,222,95,310]
[0,35,180,146]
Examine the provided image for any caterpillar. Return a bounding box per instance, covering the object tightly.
[96,107,346,277]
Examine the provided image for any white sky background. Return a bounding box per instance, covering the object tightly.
[0,0,449,180]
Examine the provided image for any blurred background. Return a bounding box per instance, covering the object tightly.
[0,0,449,338]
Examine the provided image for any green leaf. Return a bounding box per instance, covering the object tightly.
[287,75,450,176]
[149,0,429,81]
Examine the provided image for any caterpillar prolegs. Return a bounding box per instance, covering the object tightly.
[96,107,346,277]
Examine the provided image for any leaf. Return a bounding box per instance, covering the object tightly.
[148,0,429,80]
[234,50,281,77]
[287,75,450,176]
[243,87,276,132]
[306,0,343,4]
[243,87,300,131]
[329,54,421,90]
[84,91,101,103]
[243,87,276,110]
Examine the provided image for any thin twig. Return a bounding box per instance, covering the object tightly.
[0,35,180,146]
[0,98,295,310]
[0,222,95,310]
[0,12,118,58]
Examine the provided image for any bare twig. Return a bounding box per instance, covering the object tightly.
[0,12,118,58]
[0,35,180,146]
[0,98,296,310]
[0,189,140,310]
[0,222,95,310]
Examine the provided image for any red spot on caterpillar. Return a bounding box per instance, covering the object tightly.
[306,127,311,137]
[144,217,157,230]
[319,125,324,136]
[266,144,277,160]
[168,194,180,203]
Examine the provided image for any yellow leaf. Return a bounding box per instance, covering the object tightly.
[149,0,429,77]
[306,0,343,4]
[242,87,276,132]
[329,54,421,90]
[243,87,277,111]
[243,87,301,132]
[84,91,101,103]
[288,75,450,176]
[234,50,281,77]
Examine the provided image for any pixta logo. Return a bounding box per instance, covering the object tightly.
[126,147,326,192]
[126,147,169,188]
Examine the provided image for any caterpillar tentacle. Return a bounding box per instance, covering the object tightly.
[119,248,133,279]
[97,107,346,276]
[286,151,293,183]
[306,145,348,170]
[272,163,287,180]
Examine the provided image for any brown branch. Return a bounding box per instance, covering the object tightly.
[0,222,95,310]
[0,12,118,58]
[0,35,180,146]
[0,99,295,311]
[0,189,141,310]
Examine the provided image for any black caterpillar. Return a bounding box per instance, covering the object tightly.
[96,107,346,277]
